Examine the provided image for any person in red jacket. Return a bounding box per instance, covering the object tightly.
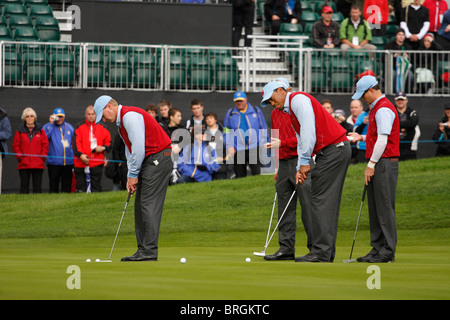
[423,0,448,32]
[349,75,400,263]
[73,105,111,192]
[12,107,49,193]
[363,0,389,36]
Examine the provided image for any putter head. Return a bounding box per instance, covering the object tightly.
[343,259,356,263]
[253,251,266,257]
[97,260,112,263]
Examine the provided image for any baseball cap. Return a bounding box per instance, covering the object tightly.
[260,79,289,108]
[352,75,378,100]
[94,95,113,123]
[395,91,407,100]
[322,5,333,13]
[233,91,247,101]
[53,108,65,117]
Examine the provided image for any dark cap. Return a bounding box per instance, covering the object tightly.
[395,91,407,100]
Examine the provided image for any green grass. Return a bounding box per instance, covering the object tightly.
[0,157,449,300]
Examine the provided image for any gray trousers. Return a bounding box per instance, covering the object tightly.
[367,158,398,259]
[310,141,351,262]
[275,157,313,254]
[134,149,172,258]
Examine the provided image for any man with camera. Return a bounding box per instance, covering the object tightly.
[43,108,75,193]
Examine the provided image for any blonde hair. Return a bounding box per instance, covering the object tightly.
[21,107,37,121]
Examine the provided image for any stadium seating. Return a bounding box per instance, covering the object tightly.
[34,16,59,41]
[0,24,12,39]
[12,25,38,40]
[23,50,49,84]
[107,51,131,87]
[3,50,22,84]
[86,50,105,86]
[188,55,212,89]
[213,55,238,90]
[50,52,76,85]
[3,3,26,17]
[132,50,158,88]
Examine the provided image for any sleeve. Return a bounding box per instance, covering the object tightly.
[12,131,21,159]
[122,112,146,178]
[290,94,316,167]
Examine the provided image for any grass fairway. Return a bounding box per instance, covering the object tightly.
[1,157,449,301]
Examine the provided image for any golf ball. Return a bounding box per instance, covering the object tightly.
[95,259,100,262]
[180,257,186,264]
[245,257,251,263]
[86,258,91,262]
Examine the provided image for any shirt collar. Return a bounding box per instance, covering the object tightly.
[116,105,123,127]
[283,92,291,114]
[371,94,385,109]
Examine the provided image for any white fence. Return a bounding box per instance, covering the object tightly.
[2,40,450,96]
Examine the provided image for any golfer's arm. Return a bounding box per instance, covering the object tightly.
[122,112,146,178]
[290,95,316,168]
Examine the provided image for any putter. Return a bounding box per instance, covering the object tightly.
[100,190,132,262]
[343,184,368,263]
[257,183,300,257]
[253,192,277,257]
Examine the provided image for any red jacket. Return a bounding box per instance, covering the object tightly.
[288,92,347,155]
[423,0,448,32]
[12,122,49,170]
[73,119,111,168]
[365,96,400,159]
[270,108,297,160]
[363,0,389,25]
[119,106,172,157]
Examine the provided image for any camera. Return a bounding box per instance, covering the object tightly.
[53,116,60,121]
[444,123,449,127]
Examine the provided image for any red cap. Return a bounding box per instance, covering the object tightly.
[322,6,333,13]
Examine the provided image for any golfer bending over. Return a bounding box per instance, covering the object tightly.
[94,96,172,261]
[261,81,351,262]
[349,75,400,263]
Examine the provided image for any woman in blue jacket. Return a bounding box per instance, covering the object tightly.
[177,126,220,183]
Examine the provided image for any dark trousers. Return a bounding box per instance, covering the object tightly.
[233,148,261,178]
[232,3,255,47]
[74,165,104,192]
[275,157,313,254]
[134,149,172,258]
[48,164,73,193]
[367,158,398,259]
[19,168,43,194]
[309,141,351,262]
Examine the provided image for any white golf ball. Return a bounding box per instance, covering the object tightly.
[180,257,186,264]
[95,259,100,262]
[86,258,91,262]
[245,257,251,263]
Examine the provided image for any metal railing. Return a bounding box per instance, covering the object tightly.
[2,40,450,96]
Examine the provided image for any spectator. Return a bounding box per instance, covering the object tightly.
[415,32,442,93]
[384,28,414,93]
[394,91,420,160]
[231,0,255,48]
[400,0,430,49]
[43,108,75,193]
[0,107,12,194]
[321,99,354,133]
[105,133,127,191]
[157,99,172,128]
[423,0,448,33]
[176,125,220,183]
[364,0,390,36]
[204,112,228,180]
[336,0,353,18]
[432,104,450,156]
[223,91,268,178]
[73,105,112,192]
[186,99,206,133]
[144,103,158,119]
[12,108,48,194]
[346,99,364,126]
[264,0,303,36]
[340,5,377,52]
[165,107,184,140]
[435,9,450,49]
[312,5,341,48]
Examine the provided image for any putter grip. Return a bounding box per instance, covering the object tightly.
[362,184,368,202]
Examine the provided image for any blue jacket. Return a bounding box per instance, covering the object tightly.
[223,103,268,152]
[43,121,75,166]
[177,140,220,182]
[354,111,369,151]
[0,108,12,159]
